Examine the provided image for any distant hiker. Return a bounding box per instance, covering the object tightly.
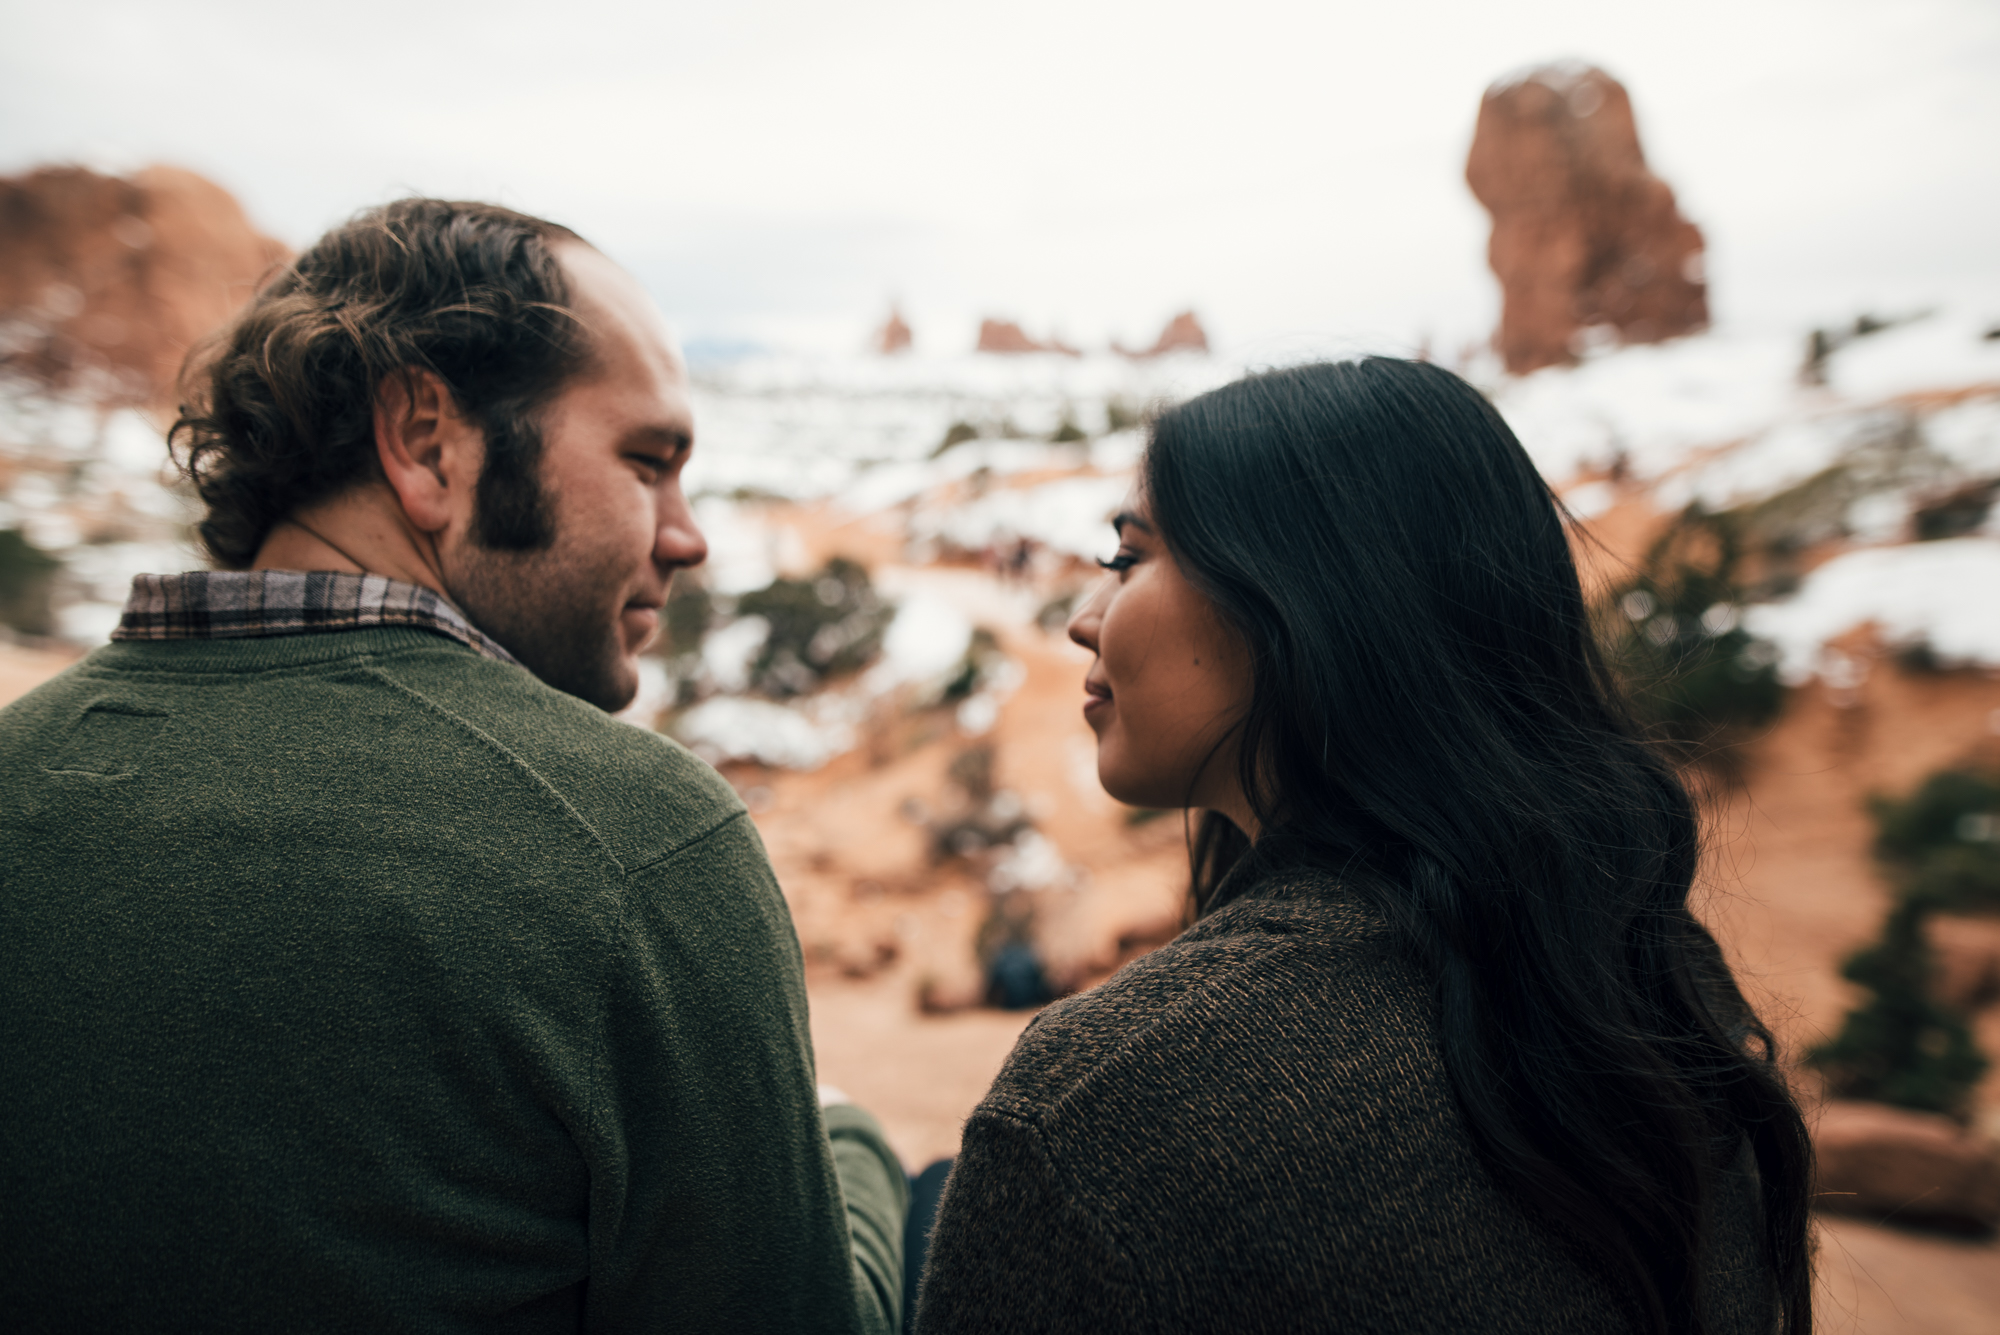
[914,360,1815,1334]
[0,199,904,1333]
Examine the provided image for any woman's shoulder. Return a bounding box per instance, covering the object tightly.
[980,868,1418,1121]
[952,867,1641,1331]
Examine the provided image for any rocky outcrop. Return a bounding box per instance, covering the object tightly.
[1115,310,1209,359]
[1813,1099,2000,1232]
[875,306,912,355]
[975,319,1079,357]
[1466,63,1707,375]
[0,164,290,408]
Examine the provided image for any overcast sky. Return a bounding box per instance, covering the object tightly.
[3,0,1996,357]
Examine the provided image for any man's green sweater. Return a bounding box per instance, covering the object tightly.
[0,627,904,1332]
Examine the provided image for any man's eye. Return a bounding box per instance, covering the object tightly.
[1097,552,1137,573]
[629,455,669,479]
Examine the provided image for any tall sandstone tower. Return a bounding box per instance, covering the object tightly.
[1466,63,1708,375]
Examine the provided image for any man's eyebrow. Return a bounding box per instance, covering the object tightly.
[622,424,693,454]
[1110,510,1154,536]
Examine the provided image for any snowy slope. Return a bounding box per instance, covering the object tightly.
[3,309,1997,761]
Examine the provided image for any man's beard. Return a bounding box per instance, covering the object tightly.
[444,525,640,713]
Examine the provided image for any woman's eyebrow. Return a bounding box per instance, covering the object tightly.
[1111,510,1155,536]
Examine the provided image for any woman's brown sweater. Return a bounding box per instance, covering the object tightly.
[914,868,1776,1334]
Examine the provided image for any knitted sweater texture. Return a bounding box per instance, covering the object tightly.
[0,628,901,1333]
[916,868,1775,1334]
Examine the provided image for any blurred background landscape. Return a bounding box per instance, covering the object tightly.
[3,1,1998,1328]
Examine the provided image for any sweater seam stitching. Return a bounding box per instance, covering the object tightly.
[357,660,626,871]
[620,809,753,878]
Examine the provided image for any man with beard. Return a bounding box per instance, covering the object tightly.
[0,200,905,1333]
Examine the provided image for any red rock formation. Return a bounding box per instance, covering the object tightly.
[1115,310,1209,359]
[875,305,913,355]
[1813,1100,2000,1232]
[975,319,1079,357]
[0,164,290,408]
[1466,64,1708,375]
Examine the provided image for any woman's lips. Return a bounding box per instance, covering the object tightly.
[1082,679,1112,719]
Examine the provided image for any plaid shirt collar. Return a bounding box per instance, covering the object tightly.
[113,570,519,666]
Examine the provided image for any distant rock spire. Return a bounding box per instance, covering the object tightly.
[875,305,913,354]
[1115,310,1209,359]
[974,319,1080,357]
[1466,63,1707,375]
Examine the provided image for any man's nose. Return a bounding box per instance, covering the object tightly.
[1067,580,1108,654]
[656,490,708,569]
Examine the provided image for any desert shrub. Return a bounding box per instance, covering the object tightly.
[1894,641,1947,674]
[1912,480,1997,542]
[662,577,713,658]
[940,627,1006,703]
[1600,507,1784,756]
[948,743,996,801]
[1800,311,1908,385]
[734,557,893,697]
[1050,415,1087,444]
[1034,590,1077,634]
[0,528,60,636]
[930,421,980,458]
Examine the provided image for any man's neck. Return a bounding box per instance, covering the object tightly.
[251,483,452,598]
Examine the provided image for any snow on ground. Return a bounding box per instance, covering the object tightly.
[675,696,857,770]
[0,385,203,640]
[1493,313,2000,486]
[867,589,974,690]
[1928,396,2000,474]
[910,473,1130,562]
[1495,328,1807,482]
[684,350,1230,504]
[1826,310,2000,404]
[1745,539,2000,683]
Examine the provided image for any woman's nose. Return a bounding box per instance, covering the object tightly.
[1067,580,1109,654]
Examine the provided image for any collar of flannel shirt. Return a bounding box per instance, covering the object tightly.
[113,570,520,666]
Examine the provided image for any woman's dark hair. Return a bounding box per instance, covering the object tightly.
[1145,359,1813,1335]
[172,198,591,568]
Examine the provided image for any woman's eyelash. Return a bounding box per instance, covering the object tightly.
[1097,553,1137,572]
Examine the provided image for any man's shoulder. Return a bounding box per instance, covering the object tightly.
[366,643,748,874]
[1,635,748,878]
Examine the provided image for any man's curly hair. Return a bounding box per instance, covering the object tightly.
[172,199,592,568]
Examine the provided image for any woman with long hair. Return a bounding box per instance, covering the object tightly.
[913,359,1814,1334]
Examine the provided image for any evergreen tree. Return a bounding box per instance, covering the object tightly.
[1806,898,1987,1118]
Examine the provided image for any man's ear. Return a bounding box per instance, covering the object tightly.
[373,369,482,535]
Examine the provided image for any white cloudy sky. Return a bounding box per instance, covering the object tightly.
[2,0,1995,357]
